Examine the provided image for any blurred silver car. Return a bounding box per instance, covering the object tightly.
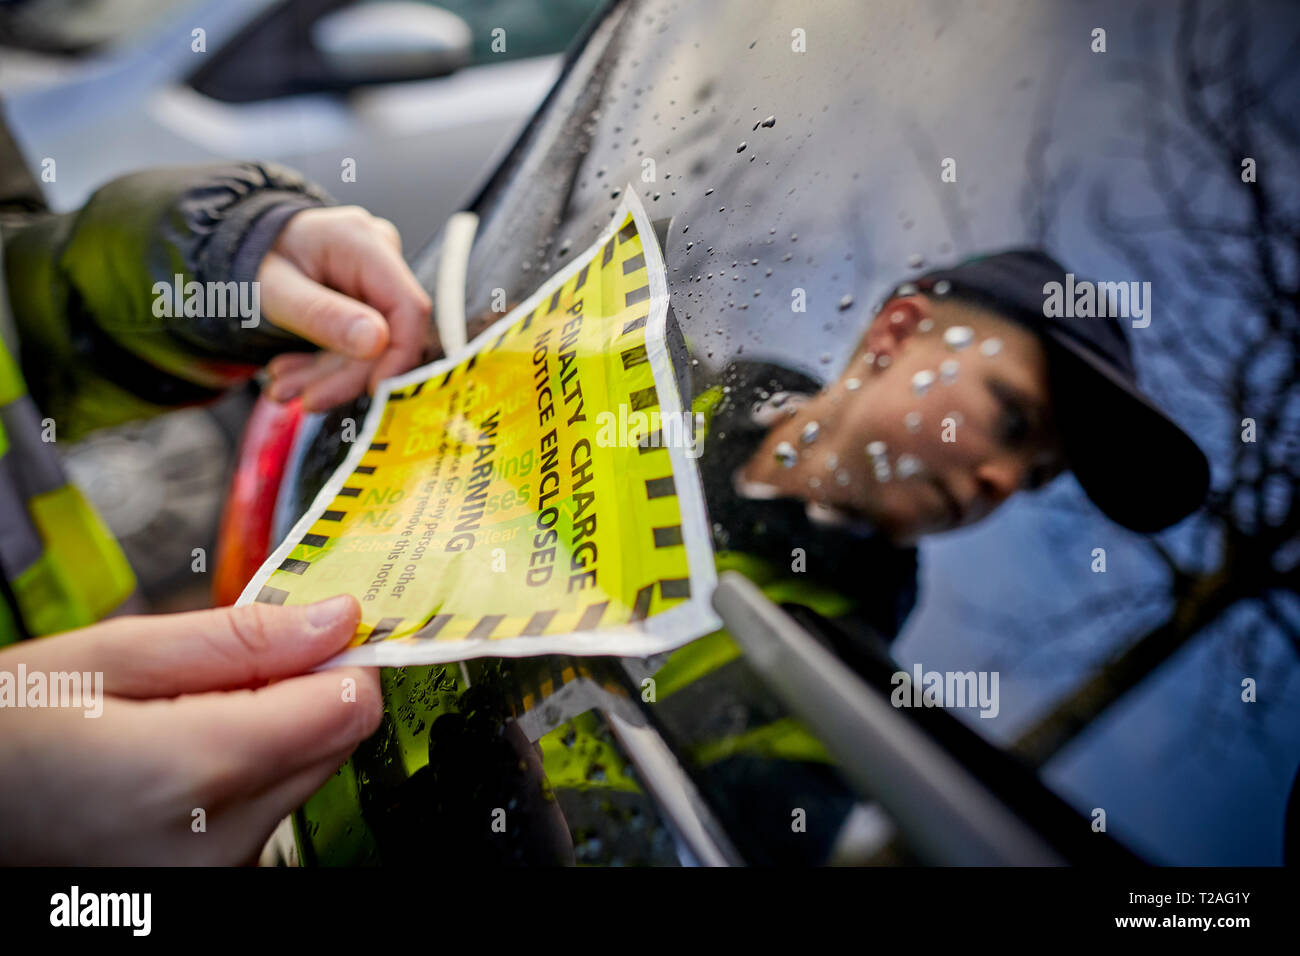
[0,0,606,244]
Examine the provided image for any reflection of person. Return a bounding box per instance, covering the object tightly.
[0,118,431,862]
[656,250,1211,863]
[697,249,1209,638]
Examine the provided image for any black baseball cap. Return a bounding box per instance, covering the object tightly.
[891,249,1209,532]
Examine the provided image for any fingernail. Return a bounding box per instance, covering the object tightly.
[306,594,356,629]
[346,317,382,356]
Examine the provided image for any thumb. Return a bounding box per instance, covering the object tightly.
[15,595,362,698]
[258,252,390,360]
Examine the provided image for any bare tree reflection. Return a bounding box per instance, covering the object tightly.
[1002,1,1300,766]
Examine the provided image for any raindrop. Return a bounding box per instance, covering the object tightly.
[876,354,892,369]
[801,421,820,444]
[736,141,748,153]
[861,351,876,366]
[774,441,798,467]
[904,411,922,433]
[890,310,905,325]
[933,279,952,296]
[874,460,892,482]
[918,318,935,333]
[838,294,854,311]
[705,187,714,196]
[866,440,888,458]
[895,454,923,479]
[760,115,776,128]
[835,469,851,486]
[896,282,918,296]
[912,369,936,395]
[907,252,925,269]
[939,359,960,384]
[845,377,861,391]
[943,325,974,350]
[980,337,1004,357]
[825,453,839,470]
[808,476,822,489]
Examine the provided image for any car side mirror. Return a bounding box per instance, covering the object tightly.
[312,2,473,86]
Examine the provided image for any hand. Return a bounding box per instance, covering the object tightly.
[0,595,380,865]
[260,206,437,411]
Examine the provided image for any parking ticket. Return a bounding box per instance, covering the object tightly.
[237,189,720,667]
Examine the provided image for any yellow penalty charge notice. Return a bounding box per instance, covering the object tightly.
[237,190,719,667]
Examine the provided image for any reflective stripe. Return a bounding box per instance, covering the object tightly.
[0,328,137,638]
[1,395,69,496]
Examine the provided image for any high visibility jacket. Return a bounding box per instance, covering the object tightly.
[0,117,331,641]
[0,271,136,643]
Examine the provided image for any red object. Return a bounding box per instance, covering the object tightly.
[212,395,303,606]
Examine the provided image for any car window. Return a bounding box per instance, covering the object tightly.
[434,0,1300,865]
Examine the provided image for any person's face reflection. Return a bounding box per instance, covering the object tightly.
[743,295,1065,544]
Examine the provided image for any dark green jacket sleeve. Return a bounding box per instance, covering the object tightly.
[1,158,332,441]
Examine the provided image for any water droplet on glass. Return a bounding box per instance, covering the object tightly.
[808,476,821,489]
[940,359,960,384]
[761,115,776,128]
[845,377,861,391]
[825,452,839,470]
[876,354,892,369]
[980,337,1004,357]
[866,440,888,458]
[897,282,918,296]
[933,279,952,296]
[705,187,714,196]
[736,141,747,153]
[943,325,975,350]
[874,460,892,482]
[907,253,925,269]
[839,294,854,311]
[774,441,798,467]
[912,369,936,395]
[895,454,923,479]
[801,421,820,444]
[905,411,922,433]
[918,318,935,333]
[835,469,851,486]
